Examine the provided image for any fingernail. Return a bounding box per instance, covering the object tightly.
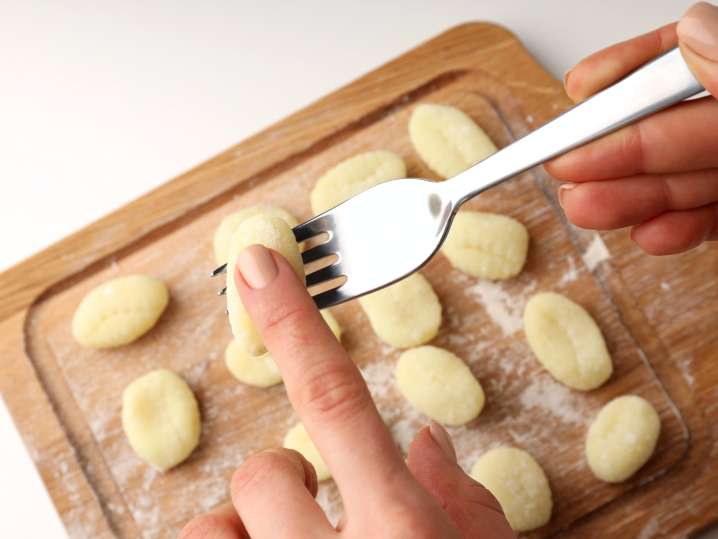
[678,2,718,61]
[237,244,278,289]
[563,68,572,88]
[558,182,577,208]
[429,421,456,462]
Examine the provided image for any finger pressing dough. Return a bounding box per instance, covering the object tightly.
[442,211,529,279]
[523,292,612,390]
[470,447,552,532]
[310,150,406,215]
[122,369,201,471]
[283,423,330,481]
[358,273,441,348]
[225,310,342,387]
[72,275,169,349]
[586,395,661,483]
[213,204,298,265]
[226,215,304,354]
[409,103,497,179]
[395,345,484,426]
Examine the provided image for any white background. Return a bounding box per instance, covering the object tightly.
[2,1,715,537]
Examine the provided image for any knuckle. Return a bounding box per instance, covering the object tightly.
[262,305,315,345]
[298,363,368,422]
[233,451,289,496]
[178,514,231,539]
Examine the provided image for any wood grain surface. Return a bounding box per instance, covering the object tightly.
[0,23,716,539]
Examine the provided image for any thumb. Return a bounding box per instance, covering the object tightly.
[406,423,516,539]
[678,2,718,97]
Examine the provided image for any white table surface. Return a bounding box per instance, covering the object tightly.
[2,1,716,537]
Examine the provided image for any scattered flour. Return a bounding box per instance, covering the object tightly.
[316,483,343,526]
[465,280,525,336]
[582,234,611,271]
[558,256,579,286]
[660,281,671,291]
[518,376,589,426]
[636,516,660,539]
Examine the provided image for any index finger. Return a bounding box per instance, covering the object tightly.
[233,244,406,509]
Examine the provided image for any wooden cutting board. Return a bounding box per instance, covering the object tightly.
[1,23,716,539]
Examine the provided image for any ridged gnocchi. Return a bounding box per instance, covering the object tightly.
[523,292,612,390]
[226,215,304,354]
[72,275,169,349]
[122,369,201,471]
[586,395,661,483]
[358,273,441,348]
[284,422,331,481]
[395,345,484,426]
[442,211,529,279]
[470,447,553,532]
[409,103,497,179]
[310,150,406,214]
[213,204,298,265]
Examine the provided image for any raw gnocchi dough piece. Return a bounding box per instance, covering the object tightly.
[395,345,484,426]
[226,215,304,354]
[72,275,169,349]
[523,292,612,390]
[358,273,441,348]
[409,103,497,179]
[225,310,342,387]
[470,447,552,532]
[310,150,406,215]
[441,211,529,279]
[213,204,298,265]
[586,395,661,483]
[284,423,331,481]
[122,369,201,471]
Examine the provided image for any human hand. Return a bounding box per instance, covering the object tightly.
[545,2,718,255]
[179,245,515,538]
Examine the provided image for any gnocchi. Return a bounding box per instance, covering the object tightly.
[284,422,331,481]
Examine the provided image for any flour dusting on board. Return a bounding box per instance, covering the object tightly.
[558,256,579,286]
[582,234,610,271]
[464,279,535,336]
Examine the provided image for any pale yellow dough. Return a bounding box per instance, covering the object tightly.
[225,310,342,387]
[226,215,304,354]
[72,275,169,349]
[395,345,484,426]
[213,204,298,265]
[470,447,552,532]
[523,292,612,390]
[310,150,406,215]
[442,211,529,279]
[283,423,331,481]
[409,103,497,179]
[358,273,441,348]
[122,369,201,471]
[586,395,661,483]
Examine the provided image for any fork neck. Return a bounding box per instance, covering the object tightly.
[441,47,703,210]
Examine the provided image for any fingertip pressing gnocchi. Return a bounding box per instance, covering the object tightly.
[409,103,497,179]
[586,395,661,483]
[358,273,442,348]
[470,447,553,532]
[283,422,331,481]
[72,275,169,349]
[310,150,406,215]
[213,204,298,265]
[523,292,613,391]
[395,345,485,426]
[122,369,201,471]
[442,211,529,279]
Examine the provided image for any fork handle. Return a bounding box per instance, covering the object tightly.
[444,48,704,207]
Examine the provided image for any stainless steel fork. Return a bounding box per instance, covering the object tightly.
[215,48,703,309]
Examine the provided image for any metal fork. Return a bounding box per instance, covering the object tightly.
[214,48,703,309]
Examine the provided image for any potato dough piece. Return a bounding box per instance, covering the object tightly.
[310,150,406,214]
[284,423,331,481]
[225,310,342,387]
[122,369,200,471]
[523,292,612,390]
[72,275,169,349]
[213,204,298,264]
[586,395,661,483]
[471,447,552,532]
[226,215,304,354]
[442,211,529,279]
[395,346,484,426]
[358,273,441,348]
[409,103,497,179]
